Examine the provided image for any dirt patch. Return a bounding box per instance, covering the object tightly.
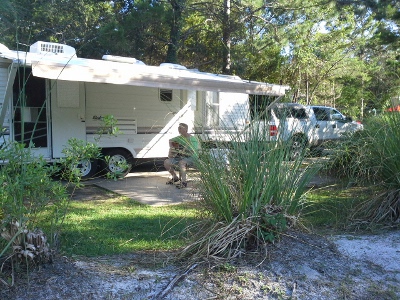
[1,186,399,300]
[67,184,117,201]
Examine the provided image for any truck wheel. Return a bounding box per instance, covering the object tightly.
[104,149,133,177]
[77,159,98,180]
[289,135,307,160]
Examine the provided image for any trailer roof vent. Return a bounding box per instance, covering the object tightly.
[102,55,145,65]
[29,41,76,57]
[159,63,187,70]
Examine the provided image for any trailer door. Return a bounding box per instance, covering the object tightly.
[51,80,86,158]
[12,67,50,157]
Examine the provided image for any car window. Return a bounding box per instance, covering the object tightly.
[292,108,308,119]
[313,107,330,121]
[274,107,308,120]
[331,109,345,121]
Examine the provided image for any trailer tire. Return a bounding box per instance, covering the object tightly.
[77,159,98,180]
[103,149,133,177]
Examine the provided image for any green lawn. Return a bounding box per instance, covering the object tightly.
[37,179,374,258]
[54,197,199,257]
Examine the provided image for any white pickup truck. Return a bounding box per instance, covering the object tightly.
[252,102,363,158]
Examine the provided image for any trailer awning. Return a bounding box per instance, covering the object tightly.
[1,47,289,95]
[29,56,289,95]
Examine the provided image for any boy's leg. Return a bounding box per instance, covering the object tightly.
[164,158,180,183]
[177,157,194,187]
[178,159,188,183]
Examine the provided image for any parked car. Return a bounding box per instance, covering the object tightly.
[250,103,363,158]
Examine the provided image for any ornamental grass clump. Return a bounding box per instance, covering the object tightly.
[328,112,400,226]
[180,109,318,261]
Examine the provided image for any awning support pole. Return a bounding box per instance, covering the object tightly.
[0,62,17,129]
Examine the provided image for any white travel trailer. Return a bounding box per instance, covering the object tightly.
[0,41,288,177]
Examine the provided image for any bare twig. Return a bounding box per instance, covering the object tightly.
[153,263,198,299]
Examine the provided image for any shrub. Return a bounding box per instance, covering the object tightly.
[0,139,100,284]
[0,142,67,270]
[327,113,400,226]
[58,138,101,182]
[179,112,319,261]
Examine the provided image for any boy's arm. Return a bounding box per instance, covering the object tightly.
[168,137,185,158]
[170,140,180,148]
[169,136,182,148]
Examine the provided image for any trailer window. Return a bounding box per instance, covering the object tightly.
[205,91,219,127]
[160,89,173,102]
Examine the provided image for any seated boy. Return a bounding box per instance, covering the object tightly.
[164,123,199,188]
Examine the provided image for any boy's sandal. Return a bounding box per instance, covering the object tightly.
[166,178,180,185]
[176,182,187,189]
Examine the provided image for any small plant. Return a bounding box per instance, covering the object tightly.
[96,115,120,137]
[259,205,288,242]
[58,138,102,182]
[218,262,237,273]
[0,142,67,281]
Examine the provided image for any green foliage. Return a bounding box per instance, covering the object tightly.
[179,111,319,260]
[0,142,68,262]
[327,113,400,226]
[58,138,101,183]
[2,0,399,114]
[55,199,197,256]
[260,208,287,242]
[0,136,103,284]
[96,114,120,137]
[302,184,372,232]
[0,142,67,226]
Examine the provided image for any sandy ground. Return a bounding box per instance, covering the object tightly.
[2,229,399,300]
[331,231,400,273]
[1,164,399,299]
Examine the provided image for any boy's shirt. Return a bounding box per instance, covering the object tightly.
[170,135,200,158]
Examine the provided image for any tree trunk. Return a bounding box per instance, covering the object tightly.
[166,0,183,63]
[222,0,231,74]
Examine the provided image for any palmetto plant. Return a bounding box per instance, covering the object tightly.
[1,220,52,265]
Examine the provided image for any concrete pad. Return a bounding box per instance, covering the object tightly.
[89,171,199,206]
[83,158,336,206]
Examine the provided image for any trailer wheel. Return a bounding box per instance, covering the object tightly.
[104,149,133,177]
[77,159,98,180]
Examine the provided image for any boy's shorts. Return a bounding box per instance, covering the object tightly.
[169,157,195,167]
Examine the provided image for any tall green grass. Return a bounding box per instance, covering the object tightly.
[327,112,400,226]
[179,108,319,260]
